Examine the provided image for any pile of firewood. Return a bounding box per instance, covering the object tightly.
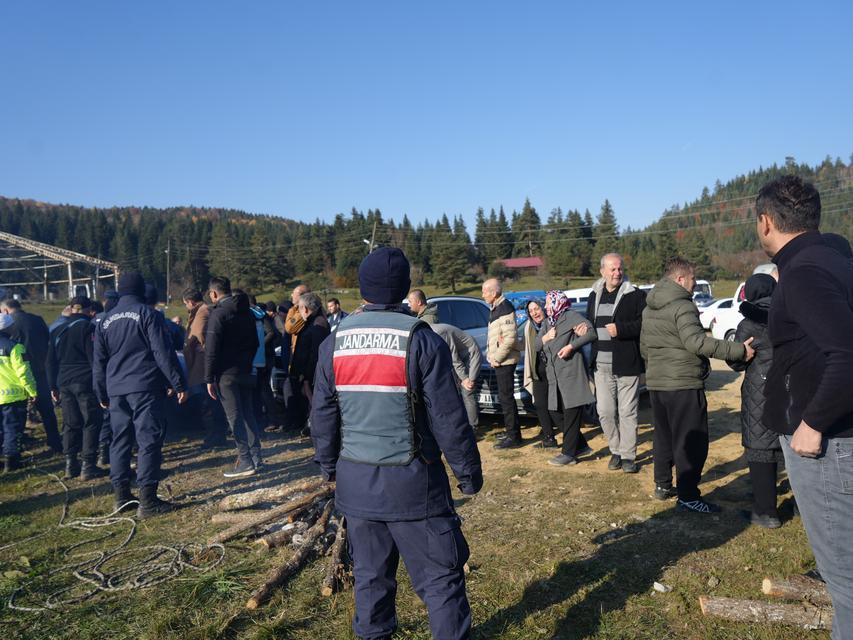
[208,476,351,609]
[699,574,832,631]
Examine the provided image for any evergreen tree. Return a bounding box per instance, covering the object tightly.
[512,198,542,257]
[593,199,620,256]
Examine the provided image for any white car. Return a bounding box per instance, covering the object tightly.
[699,298,734,330]
[710,282,747,341]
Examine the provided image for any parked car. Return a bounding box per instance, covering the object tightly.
[710,282,747,341]
[699,298,733,330]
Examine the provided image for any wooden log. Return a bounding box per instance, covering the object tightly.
[321,517,347,597]
[246,499,335,609]
[209,485,333,545]
[762,575,832,607]
[211,512,258,525]
[218,476,327,511]
[699,595,832,631]
[255,506,323,551]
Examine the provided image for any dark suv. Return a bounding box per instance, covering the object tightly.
[426,296,535,416]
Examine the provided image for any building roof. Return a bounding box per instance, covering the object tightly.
[500,256,544,269]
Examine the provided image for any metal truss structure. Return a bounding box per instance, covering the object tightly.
[0,230,119,300]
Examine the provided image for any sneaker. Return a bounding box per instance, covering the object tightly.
[223,458,256,478]
[607,454,622,470]
[744,510,782,529]
[548,453,578,466]
[677,498,721,514]
[575,445,593,458]
[621,459,639,474]
[539,437,559,449]
[654,485,677,500]
[494,438,523,450]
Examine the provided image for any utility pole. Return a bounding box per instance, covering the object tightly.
[165,238,171,307]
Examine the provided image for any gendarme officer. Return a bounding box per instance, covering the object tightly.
[93,272,187,518]
[311,247,483,640]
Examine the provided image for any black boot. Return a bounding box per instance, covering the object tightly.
[97,445,110,467]
[3,455,21,473]
[113,482,138,513]
[137,484,176,519]
[81,460,108,481]
[64,455,81,479]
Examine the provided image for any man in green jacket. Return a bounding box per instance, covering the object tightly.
[641,257,754,513]
[0,314,38,472]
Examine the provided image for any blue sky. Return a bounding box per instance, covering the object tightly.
[1,1,851,231]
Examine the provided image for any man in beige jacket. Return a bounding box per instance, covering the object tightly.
[482,278,522,448]
[182,288,224,447]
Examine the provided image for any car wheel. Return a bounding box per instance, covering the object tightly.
[725,330,736,342]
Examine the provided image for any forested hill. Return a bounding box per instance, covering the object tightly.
[1,155,851,296]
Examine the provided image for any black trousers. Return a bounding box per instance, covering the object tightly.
[254,367,282,428]
[549,390,588,457]
[651,389,708,501]
[286,376,308,430]
[60,384,103,462]
[532,358,557,440]
[748,461,779,516]
[494,364,519,440]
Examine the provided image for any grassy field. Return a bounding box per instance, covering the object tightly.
[0,359,822,640]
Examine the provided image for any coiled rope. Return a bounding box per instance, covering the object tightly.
[4,470,225,612]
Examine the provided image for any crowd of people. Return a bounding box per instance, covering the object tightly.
[0,175,851,639]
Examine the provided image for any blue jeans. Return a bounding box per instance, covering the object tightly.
[781,434,853,639]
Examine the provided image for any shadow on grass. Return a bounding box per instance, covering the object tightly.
[474,478,752,639]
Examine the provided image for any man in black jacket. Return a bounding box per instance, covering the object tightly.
[47,296,107,481]
[0,298,62,454]
[204,277,261,478]
[584,253,646,473]
[756,175,853,635]
[94,273,188,518]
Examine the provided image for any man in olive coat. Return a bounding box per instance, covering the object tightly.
[640,257,754,513]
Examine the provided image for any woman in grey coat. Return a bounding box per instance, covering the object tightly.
[542,290,597,466]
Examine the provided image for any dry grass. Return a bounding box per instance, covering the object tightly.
[0,360,823,639]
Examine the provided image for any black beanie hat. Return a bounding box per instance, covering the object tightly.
[144,284,159,306]
[117,272,145,298]
[358,247,411,305]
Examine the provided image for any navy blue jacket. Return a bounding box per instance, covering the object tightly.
[9,310,51,376]
[93,294,186,402]
[765,231,853,437]
[310,305,483,521]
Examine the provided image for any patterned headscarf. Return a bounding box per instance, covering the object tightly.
[544,290,570,327]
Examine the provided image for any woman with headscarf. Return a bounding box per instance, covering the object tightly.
[522,299,559,448]
[541,291,597,466]
[727,273,782,528]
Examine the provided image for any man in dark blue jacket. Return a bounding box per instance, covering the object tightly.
[46,296,107,481]
[311,247,483,640]
[204,278,261,478]
[756,176,853,635]
[93,272,187,518]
